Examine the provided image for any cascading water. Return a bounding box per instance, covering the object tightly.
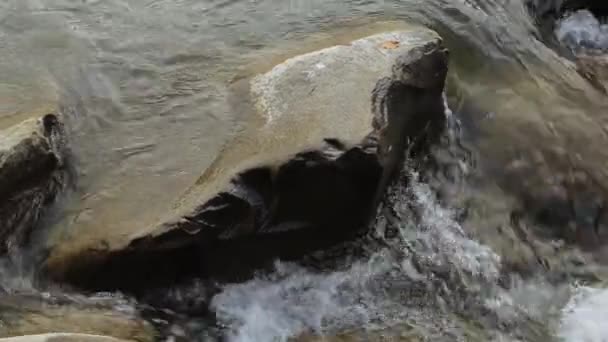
[1,0,608,341]
[558,285,608,342]
[204,118,564,342]
[210,171,503,341]
[207,169,572,341]
[555,9,608,52]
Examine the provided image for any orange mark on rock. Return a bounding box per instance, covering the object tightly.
[380,40,400,49]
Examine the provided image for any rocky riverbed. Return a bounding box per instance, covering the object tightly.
[2,0,608,341]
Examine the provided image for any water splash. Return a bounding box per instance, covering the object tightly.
[210,171,502,341]
[559,285,608,342]
[212,262,382,342]
[0,251,36,295]
[555,10,608,52]
[404,173,501,281]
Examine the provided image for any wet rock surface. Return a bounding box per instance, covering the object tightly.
[4,1,608,341]
[44,29,449,292]
[0,334,131,342]
[0,112,67,255]
[0,292,155,342]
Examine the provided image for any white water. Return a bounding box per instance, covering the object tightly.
[211,172,608,342]
[559,286,608,342]
[0,252,36,294]
[1,1,608,341]
[211,173,503,341]
[2,172,605,342]
[555,10,608,51]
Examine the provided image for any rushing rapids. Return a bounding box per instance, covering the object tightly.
[1,0,608,341]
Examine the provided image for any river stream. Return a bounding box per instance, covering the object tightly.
[1,0,607,341]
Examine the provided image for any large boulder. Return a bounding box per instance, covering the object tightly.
[0,108,67,255]
[46,27,449,291]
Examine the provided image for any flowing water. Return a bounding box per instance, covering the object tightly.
[1,0,608,341]
[555,9,608,51]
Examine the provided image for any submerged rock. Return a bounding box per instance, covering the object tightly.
[46,28,449,291]
[0,292,155,341]
[437,86,608,282]
[0,111,67,255]
[442,7,608,270]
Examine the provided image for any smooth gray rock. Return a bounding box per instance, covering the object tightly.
[47,28,449,290]
[0,113,67,254]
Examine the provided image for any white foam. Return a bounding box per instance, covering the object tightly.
[407,175,501,280]
[0,253,35,294]
[559,286,608,342]
[210,172,502,342]
[482,277,572,329]
[555,10,608,51]
[211,262,380,342]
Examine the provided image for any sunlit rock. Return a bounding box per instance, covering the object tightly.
[45,27,450,291]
